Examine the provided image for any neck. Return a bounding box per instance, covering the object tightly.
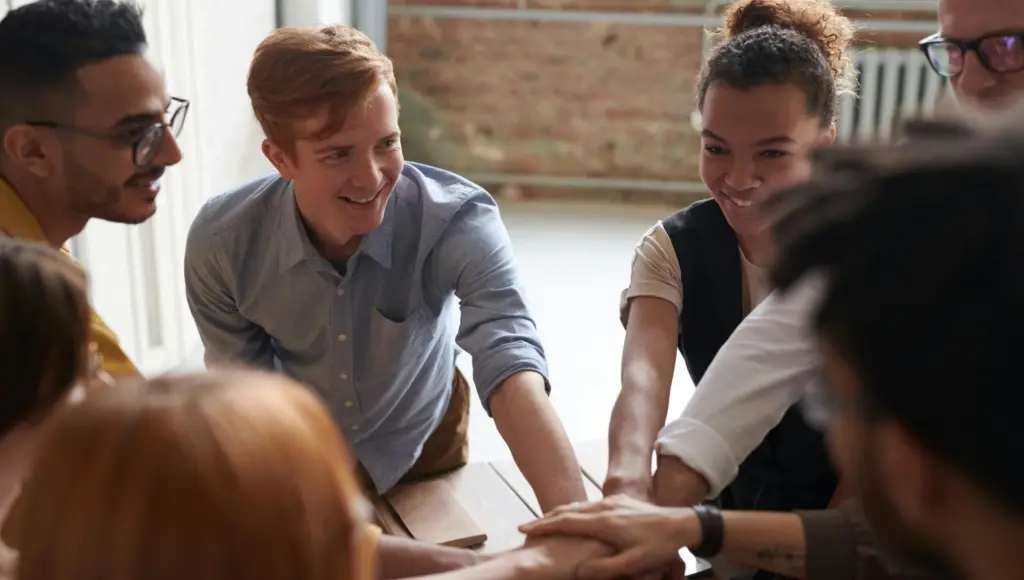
[955,513,1024,580]
[304,222,362,261]
[737,231,773,267]
[4,171,86,247]
[0,437,27,524]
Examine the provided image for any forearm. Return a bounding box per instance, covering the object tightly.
[407,554,532,580]
[652,454,711,507]
[607,363,672,482]
[490,371,587,512]
[720,511,807,579]
[379,536,483,579]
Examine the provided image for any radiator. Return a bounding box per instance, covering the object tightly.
[838,47,949,143]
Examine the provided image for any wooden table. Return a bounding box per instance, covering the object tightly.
[375,439,716,577]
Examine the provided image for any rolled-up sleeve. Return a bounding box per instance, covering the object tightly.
[433,193,548,414]
[619,222,683,325]
[184,221,275,370]
[655,275,825,497]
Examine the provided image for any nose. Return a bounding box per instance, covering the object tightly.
[954,51,998,103]
[350,154,383,190]
[724,158,761,192]
[152,128,183,167]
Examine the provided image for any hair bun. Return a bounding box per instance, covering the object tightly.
[722,0,855,94]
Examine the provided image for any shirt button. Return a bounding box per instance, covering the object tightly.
[339,372,349,380]
[345,400,354,408]
[337,333,347,342]
[351,425,359,431]
[337,287,345,296]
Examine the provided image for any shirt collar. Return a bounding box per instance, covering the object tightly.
[0,177,47,241]
[277,180,396,272]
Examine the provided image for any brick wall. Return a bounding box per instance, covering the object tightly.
[388,1,939,202]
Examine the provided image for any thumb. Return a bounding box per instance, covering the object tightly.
[576,549,653,580]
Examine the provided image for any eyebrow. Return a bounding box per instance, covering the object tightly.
[701,129,796,146]
[313,131,401,155]
[112,100,173,129]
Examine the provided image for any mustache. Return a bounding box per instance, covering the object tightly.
[126,167,165,185]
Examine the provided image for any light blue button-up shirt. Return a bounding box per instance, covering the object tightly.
[184,162,549,492]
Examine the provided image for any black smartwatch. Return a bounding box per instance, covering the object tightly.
[690,504,725,559]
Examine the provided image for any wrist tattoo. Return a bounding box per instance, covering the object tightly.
[755,544,805,565]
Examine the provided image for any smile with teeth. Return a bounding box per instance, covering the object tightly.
[723,192,754,208]
[342,187,384,205]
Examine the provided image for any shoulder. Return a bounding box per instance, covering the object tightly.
[187,173,288,255]
[661,198,724,234]
[399,162,494,214]
[397,162,499,240]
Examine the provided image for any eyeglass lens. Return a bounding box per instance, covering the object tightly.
[134,101,188,167]
[925,34,1024,76]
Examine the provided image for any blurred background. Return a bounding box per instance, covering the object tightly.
[1,0,946,456]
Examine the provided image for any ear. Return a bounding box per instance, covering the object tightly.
[820,123,838,146]
[3,125,57,178]
[262,138,297,180]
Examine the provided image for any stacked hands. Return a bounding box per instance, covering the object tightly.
[509,494,700,580]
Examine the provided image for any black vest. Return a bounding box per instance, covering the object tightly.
[662,198,836,512]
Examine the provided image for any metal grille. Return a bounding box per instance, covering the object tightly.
[838,47,949,143]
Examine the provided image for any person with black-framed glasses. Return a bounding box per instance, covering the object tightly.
[0,0,184,384]
[919,0,1024,111]
[0,0,186,564]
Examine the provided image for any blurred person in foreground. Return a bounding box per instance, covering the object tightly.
[16,370,607,580]
[0,239,99,580]
[523,115,1024,580]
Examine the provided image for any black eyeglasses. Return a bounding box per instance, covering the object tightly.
[25,96,189,167]
[919,32,1024,78]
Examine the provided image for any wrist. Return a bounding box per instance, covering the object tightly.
[670,506,704,548]
[688,504,725,559]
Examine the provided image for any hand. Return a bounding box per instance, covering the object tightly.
[511,536,614,580]
[602,472,653,502]
[518,495,699,579]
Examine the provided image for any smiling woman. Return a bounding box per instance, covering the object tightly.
[605,0,857,551]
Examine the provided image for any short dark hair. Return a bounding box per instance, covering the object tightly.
[769,118,1024,514]
[0,238,92,437]
[697,0,857,127]
[0,0,147,134]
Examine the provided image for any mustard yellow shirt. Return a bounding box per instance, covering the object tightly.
[0,178,140,378]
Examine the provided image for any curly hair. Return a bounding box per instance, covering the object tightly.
[698,0,858,126]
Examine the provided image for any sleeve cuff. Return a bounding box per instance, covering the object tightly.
[655,417,739,498]
[797,506,858,580]
[473,342,550,415]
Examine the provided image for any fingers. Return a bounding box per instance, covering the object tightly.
[542,499,604,519]
[518,513,604,540]
[575,549,661,580]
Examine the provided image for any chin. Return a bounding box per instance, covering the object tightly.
[99,202,157,225]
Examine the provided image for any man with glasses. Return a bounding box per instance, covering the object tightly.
[920,0,1024,112]
[0,0,185,378]
[628,0,1024,578]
